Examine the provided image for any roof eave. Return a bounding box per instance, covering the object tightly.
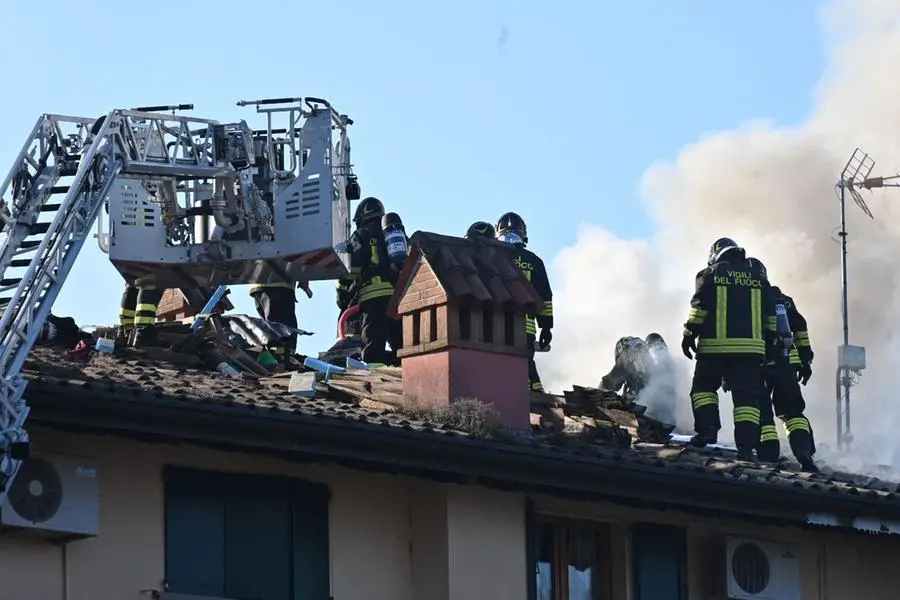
[25,387,900,527]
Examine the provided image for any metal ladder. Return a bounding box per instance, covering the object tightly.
[0,108,230,505]
[0,112,123,503]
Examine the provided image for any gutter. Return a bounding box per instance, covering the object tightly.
[25,385,900,525]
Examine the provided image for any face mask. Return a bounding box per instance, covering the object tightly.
[497,231,523,245]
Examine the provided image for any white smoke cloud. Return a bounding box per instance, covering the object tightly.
[538,0,900,476]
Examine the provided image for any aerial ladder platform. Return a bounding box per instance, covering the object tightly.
[0,97,360,505]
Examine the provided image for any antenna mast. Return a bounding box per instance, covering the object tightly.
[834,149,873,451]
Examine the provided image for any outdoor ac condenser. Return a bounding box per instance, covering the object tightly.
[725,536,801,600]
[0,451,99,540]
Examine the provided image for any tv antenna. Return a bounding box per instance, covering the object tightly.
[834,148,900,450]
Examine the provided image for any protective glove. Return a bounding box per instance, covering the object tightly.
[297,280,313,299]
[799,347,814,365]
[681,335,696,360]
[539,328,552,349]
[798,362,812,386]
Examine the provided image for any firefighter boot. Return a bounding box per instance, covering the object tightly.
[115,325,133,348]
[689,431,717,448]
[132,325,159,348]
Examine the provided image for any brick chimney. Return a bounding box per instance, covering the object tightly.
[388,232,544,430]
[156,289,194,322]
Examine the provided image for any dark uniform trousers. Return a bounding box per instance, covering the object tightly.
[526,333,542,392]
[360,296,402,366]
[516,245,553,393]
[119,284,162,329]
[690,354,762,453]
[349,224,403,366]
[758,365,815,462]
[251,287,299,358]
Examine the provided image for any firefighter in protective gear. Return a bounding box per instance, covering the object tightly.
[348,196,402,365]
[601,334,677,423]
[496,212,553,392]
[747,257,818,472]
[466,221,496,240]
[682,238,777,459]
[118,284,163,347]
[248,280,300,361]
[601,336,653,401]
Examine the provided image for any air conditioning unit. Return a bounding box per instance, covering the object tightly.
[0,452,99,539]
[725,536,800,600]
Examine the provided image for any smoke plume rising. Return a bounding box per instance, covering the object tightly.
[538,0,900,476]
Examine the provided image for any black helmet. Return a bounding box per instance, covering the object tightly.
[496,211,528,245]
[708,237,743,265]
[747,256,768,280]
[466,221,496,240]
[353,196,385,227]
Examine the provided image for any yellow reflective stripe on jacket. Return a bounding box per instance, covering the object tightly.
[788,348,801,364]
[794,330,810,346]
[359,276,394,302]
[698,338,765,354]
[750,288,761,339]
[716,286,727,338]
[526,315,537,335]
[539,301,553,317]
[697,285,765,355]
[250,282,294,293]
[687,307,708,325]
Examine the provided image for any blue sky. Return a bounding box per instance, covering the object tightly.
[0,0,825,355]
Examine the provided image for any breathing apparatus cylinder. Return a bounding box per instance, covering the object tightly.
[775,302,794,357]
[382,212,409,271]
[645,333,668,366]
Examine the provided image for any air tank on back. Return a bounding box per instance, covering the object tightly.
[775,302,794,358]
[381,212,409,271]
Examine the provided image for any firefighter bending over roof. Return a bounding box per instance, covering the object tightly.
[496,212,553,392]
[747,257,818,473]
[601,334,677,424]
[117,283,162,347]
[466,221,496,240]
[681,238,777,460]
[348,196,402,366]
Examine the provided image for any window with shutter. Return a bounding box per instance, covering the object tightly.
[163,466,331,600]
[631,522,688,600]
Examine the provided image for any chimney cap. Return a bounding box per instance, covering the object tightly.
[388,230,543,318]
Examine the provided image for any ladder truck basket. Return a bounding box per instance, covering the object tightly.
[0,97,360,504]
[104,98,357,289]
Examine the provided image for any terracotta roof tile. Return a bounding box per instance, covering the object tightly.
[20,344,900,513]
[390,231,543,316]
